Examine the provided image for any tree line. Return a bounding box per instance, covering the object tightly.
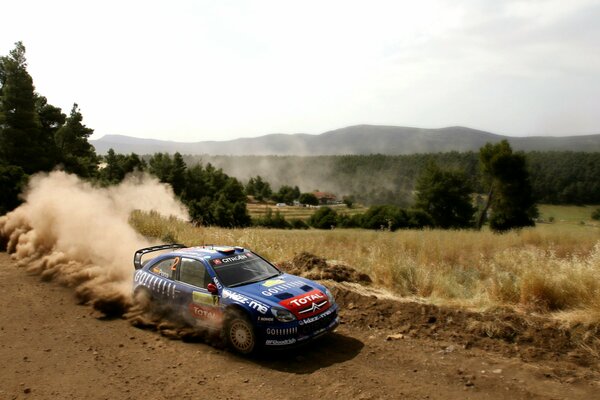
[0,41,581,233]
[190,151,600,207]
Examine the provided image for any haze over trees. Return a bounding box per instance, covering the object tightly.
[0,42,593,233]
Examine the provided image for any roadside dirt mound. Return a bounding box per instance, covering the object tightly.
[331,285,600,370]
[279,252,372,284]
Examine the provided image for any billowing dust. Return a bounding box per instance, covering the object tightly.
[0,171,187,317]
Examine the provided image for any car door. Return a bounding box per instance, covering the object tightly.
[145,256,180,302]
[174,257,222,328]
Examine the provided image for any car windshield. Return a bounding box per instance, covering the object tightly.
[209,252,280,287]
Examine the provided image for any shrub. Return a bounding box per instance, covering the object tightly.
[308,207,338,229]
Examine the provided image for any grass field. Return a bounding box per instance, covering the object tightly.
[247,203,367,220]
[130,207,600,323]
[249,203,600,225]
[538,204,600,224]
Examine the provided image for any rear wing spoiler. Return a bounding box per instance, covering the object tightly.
[133,244,187,270]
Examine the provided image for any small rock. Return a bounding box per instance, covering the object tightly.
[386,334,404,341]
[24,388,31,394]
[465,381,474,387]
[444,345,455,353]
[492,369,503,374]
[243,379,250,383]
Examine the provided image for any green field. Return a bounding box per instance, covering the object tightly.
[247,203,367,221]
[248,202,600,225]
[537,204,599,225]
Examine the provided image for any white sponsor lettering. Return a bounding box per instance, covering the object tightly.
[261,280,305,297]
[265,338,296,346]
[290,292,325,307]
[221,254,248,263]
[222,289,269,314]
[298,307,335,325]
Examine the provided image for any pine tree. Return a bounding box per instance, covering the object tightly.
[477,140,538,231]
[54,103,98,177]
[414,162,475,229]
[0,42,54,173]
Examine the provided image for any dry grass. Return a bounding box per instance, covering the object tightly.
[130,210,600,321]
[247,203,367,221]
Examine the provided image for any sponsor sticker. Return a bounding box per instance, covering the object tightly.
[265,338,296,346]
[279,289,330,319]
[193,291,218,306]
[189,303,222,321]
[260,280,305,296]
[262,279,285,288]
[222,289,269,314]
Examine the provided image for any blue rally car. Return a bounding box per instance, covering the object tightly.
[132,244,339,354]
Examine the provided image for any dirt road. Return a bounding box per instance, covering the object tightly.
[1,252,598,400]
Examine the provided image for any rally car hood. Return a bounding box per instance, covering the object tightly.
[224,273,332,318]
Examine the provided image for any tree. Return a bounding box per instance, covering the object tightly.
[98,149,146,184]
[54,103,98,177]
[169,152,186,196]
[477,140,537,232]
[245,176,272,201]
[414,162,475,229]
[298,192,318,206]
[0,42,54,173]
[0,163,27,215]
[308,207,338,229]
[272,185,300,204]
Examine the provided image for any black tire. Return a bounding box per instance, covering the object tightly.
[224,309,256,355]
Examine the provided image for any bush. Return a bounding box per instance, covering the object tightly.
[289,219,309,229]
[0,164,28,215]
[308,207,338,229]
[254,209,291,229]
[592,208,600,221]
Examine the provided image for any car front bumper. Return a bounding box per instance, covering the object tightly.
[261,304,339,347]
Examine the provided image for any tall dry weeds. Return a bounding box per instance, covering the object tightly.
[130,210,600,321]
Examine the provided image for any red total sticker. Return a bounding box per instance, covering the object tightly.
[189,303,223,323]
[279,289,330,319]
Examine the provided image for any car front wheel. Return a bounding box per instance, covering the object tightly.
[225,310,256,354]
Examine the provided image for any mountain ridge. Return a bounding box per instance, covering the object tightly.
[91,125,600,155]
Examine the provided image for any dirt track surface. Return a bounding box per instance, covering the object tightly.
[1,252,599,400]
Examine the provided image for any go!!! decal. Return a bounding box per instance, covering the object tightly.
[260,279,305,296]
[279,289,330,318]
[222,289,269,314]
[134,270,176,298]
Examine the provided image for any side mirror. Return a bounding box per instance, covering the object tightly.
[207,283,218,294]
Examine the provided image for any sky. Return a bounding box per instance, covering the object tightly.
[2,0,599,141]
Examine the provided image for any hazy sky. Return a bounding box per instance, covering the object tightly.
[2,0,599,141]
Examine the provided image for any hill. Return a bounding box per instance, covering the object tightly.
[91,125,600,155]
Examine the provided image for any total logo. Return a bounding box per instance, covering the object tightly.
[289,292,325,307]
[279,289,330,319]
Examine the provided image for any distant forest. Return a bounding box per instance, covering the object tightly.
[179,152,600,206]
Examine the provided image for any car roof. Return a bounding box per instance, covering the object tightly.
[167,245,249,261]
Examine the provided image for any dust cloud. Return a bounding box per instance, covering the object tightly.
[0,171,188,316]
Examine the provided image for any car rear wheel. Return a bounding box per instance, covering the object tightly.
[225,310,256,354]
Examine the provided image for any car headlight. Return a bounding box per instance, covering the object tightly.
[271,307,296,322]
[325,287,335,304]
